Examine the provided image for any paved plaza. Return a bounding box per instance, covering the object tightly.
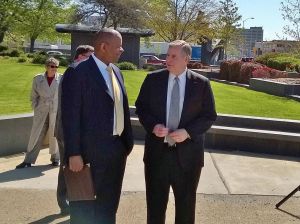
[0,141,300,223]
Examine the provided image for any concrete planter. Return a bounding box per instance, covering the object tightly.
[249,78,300,96]
[1,108,300,157]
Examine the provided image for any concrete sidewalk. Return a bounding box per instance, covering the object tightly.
[0,141,300,223]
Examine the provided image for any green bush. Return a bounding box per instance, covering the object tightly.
[0,49,23,57]
[117,61,137,70]
[58,57,69,67]
[9,49,22,57]
[255,52,283,65]
[26,53,34,58]
[17,57,27,63]
[142,64,165,71]
[32,54,47,64]
[0,45,8,52]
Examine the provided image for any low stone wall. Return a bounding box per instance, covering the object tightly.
[249,78,300,96]
[1,110,300,157]
[0,113,33,156]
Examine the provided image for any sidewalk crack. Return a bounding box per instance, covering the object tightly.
[209,151,231,194]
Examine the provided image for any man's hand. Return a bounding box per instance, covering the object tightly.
[69,155,84,172]
[168,129,190,143]
[153,124,169,137]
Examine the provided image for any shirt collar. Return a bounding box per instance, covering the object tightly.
[169,68,187,82]
[92,54,111,70]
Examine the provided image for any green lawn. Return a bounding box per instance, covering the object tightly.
[0,58,300,120]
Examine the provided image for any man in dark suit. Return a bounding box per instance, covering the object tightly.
[54,45,94,215]
[135,40,217,224]
[62,29,133,224]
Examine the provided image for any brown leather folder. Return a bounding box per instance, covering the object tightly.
[64,164,96,201]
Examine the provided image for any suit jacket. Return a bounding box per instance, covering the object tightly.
[135,69,217,170]
[61,56,133,165]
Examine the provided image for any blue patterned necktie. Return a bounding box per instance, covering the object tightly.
[166,77,180,146]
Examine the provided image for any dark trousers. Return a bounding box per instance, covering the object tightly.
[70,136,127,224]
[70,200,95,224]
[56,138,68,211]
[145,145,202,224]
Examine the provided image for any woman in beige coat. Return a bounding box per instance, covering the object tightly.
[16,57,62,168]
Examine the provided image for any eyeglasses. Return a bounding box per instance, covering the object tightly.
[48,65,58,68]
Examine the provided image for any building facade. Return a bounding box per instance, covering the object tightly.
[239,27,263,57]
[254,40,299,56]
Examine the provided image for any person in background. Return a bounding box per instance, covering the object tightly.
[136,40,217,224]
[16,57,62,169]
[54,45,94,215]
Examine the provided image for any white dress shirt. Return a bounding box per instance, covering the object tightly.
[166,69,187,128]
[92,54,124,135]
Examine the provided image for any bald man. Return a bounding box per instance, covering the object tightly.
[62,28,133,224]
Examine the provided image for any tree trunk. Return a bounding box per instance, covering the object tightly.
[0,32,4,43]
[0,26,8,43]
[30,37,36,52]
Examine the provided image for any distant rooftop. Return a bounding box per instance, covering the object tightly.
[55,24,155,37]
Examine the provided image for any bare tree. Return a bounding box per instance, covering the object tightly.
[74,0,145,29]
[281,0,300,40]
[213,0,241,58]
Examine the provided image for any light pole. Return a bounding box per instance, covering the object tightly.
[242,17,254,29]
[242,17,254,57]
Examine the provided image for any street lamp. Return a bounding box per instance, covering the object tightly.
[242,17,254,29]
[242,17,254,57]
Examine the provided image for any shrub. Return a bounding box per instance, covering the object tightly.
[255,52,282,65]
[228,60,242,82]
[9,49,22,57]
[142,64,165,71]
[32,54,47,64]
[117,61,137,70]
[252,67,288,79]
[58,57,69,67]
[220,61,230,80]
[239,63,263,84]
[27,53,34,58]
[17,57,27,63]
[187,62,203,69]
[0,45,8,52]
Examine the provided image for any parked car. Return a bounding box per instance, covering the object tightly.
[46,50,64,56]
[141,55,166,66]
[241,57,254,62]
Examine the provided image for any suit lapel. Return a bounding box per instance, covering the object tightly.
[158,70,169,125]
[179,70,193,128]
[87,57,112,98]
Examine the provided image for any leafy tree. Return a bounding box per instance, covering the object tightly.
[0,0,26,43]
[145,0,217,42]
[214,0,241,58]
[13,0,74,52]
[281,0,300,40]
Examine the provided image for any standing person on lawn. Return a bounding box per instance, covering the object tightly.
[16,57,62,169]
